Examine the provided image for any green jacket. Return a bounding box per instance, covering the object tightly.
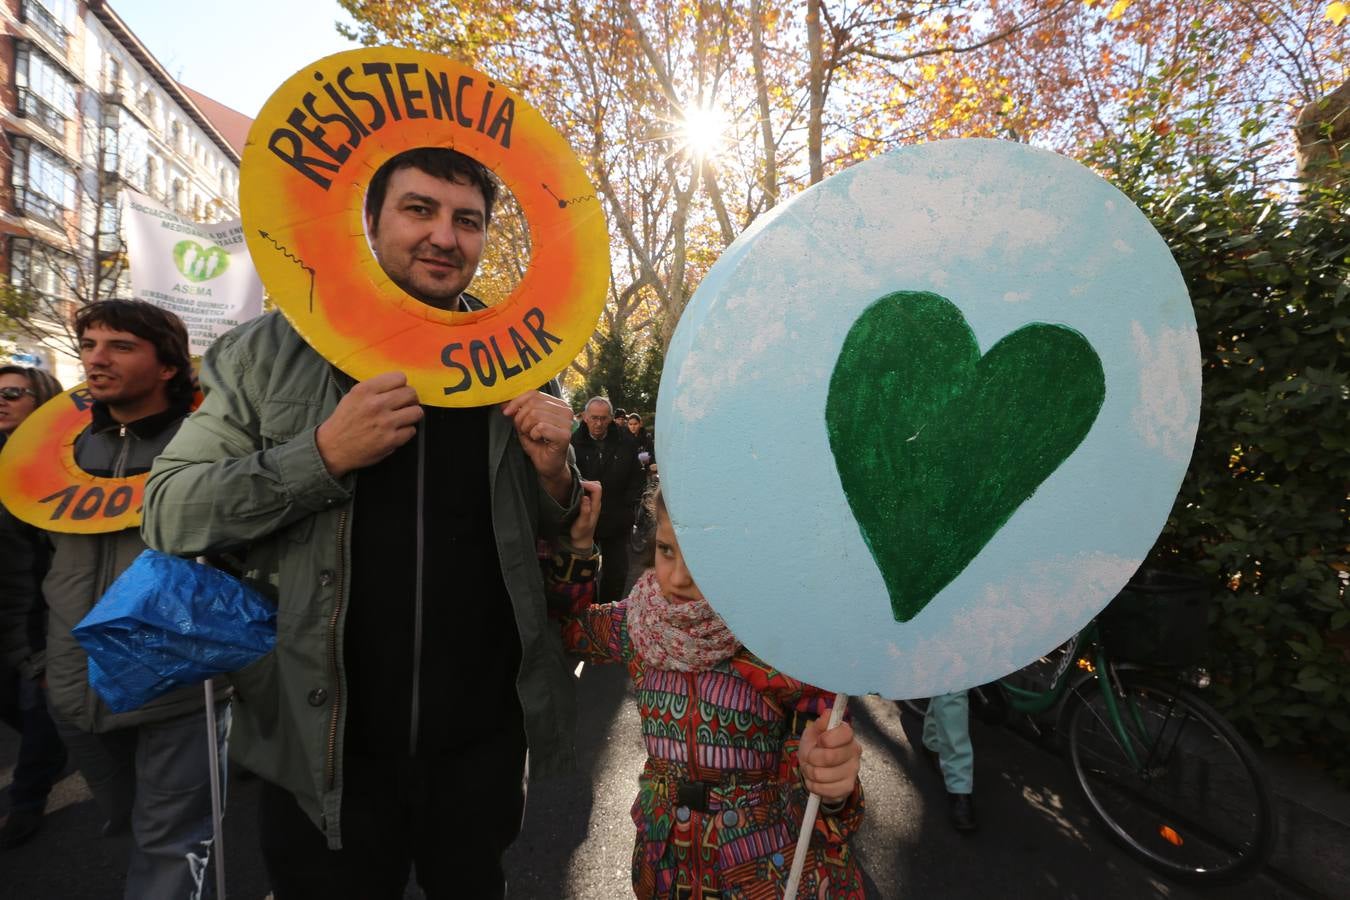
[143,311,580,848]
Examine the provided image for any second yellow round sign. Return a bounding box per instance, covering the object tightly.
[240,48,608,406]
[0,386,146,534]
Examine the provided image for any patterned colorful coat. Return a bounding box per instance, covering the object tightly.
[559,574,867,900]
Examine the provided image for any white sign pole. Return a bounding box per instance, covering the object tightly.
[782,693,849,899]
[203,678,226,900]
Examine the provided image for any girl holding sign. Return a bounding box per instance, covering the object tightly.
[556,482,867,899]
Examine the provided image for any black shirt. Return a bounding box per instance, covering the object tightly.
[344,405,523,758]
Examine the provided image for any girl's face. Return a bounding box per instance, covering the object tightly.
[627,418,640,434]
[654,508,705,605]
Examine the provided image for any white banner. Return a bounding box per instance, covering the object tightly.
[122,189,263,354]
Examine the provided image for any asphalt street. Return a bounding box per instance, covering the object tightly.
[0,658,1320,898]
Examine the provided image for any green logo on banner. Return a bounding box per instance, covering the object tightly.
[825,291,1106,623]
[173,240,230,282]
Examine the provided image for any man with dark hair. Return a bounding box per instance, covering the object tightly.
[144,147,580,898]
[42,299,229,897]
[364,146,499,311]
[71,299,198,412]
[366,146,499,229]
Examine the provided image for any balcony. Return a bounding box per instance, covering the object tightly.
[19,0,70,59]
[101,91,125,118]
[16,87,68,140]
[14,186,66,230]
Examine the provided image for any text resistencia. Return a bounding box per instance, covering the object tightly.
[269,63,516,190]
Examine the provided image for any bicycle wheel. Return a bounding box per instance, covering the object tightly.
[1067,674,1273,884]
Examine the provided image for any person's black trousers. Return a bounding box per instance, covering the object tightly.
[0,666,67,814]
[258,729,528,900]
[597,532,631,606]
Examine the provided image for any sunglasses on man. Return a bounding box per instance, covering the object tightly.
[0,386,37,401]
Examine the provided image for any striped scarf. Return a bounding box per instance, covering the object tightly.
[626,569,739,673]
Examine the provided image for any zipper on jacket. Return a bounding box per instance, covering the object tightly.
[408,423,426,756]
[111,425,132,477]
[84,424,134,730]
[324,507,348,788]
[322,507,348,793]
[324,367,349,789]
[99,425,135,594]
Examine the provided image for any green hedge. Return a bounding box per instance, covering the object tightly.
[1104,138,1349,781]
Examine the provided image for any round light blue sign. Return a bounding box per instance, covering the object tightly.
[656,139,1200,699]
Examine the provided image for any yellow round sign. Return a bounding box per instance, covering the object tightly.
[0,386,145,534]
[240,48,609,407]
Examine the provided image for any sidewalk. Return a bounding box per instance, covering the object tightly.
[1262,750,1350,899]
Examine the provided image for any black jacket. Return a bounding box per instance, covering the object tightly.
[0,433,52,680]
[570,423,644,538]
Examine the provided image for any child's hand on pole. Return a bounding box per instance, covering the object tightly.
[568,480,602,552]
[798,707,861,804]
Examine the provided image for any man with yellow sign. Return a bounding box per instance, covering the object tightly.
[38,300,229,898]
[143,143,584,897]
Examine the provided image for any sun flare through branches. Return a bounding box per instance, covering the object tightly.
[675,101,728,162]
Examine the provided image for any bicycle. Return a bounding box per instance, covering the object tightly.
[901,572,1275,885]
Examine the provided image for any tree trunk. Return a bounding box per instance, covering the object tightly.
[1295,76,1350,190]
[806,0,825,184]
[751,0,779,207]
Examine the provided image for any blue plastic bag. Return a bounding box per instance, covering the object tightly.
[73,550,276,713]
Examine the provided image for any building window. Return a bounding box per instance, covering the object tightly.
[144,155,161,199]
[106,57,123,95]
[98,199,121,254]
[20,0,74,53]
[9,238,78,305]
[114,112,150,182]
[172,178,185,213]
[10,137,76,227]
[136,88,160,131]
[14,42,77,137]
[100,122,120,174]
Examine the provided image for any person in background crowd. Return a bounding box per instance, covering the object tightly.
[0,364,68,850]
[43,300,229,897]
[143,147,580,899]
[571,397,644,604]
[923,691,976,832]
[0,365,60,440]
[626,413,654,472]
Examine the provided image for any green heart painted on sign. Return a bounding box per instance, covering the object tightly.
[172,240,230,283]
[826,291,1106,623]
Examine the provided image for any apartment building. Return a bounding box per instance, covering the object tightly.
[1,0,244,384]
